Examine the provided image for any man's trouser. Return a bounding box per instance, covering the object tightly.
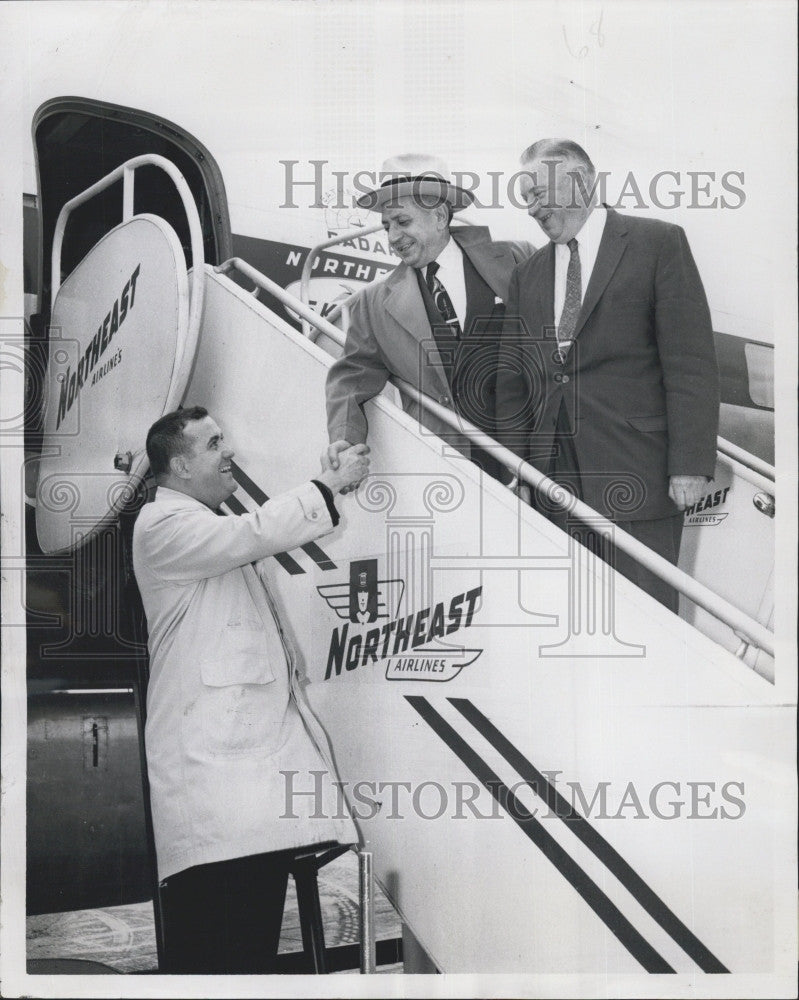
[535,401,684,614]
[159,848,296,974]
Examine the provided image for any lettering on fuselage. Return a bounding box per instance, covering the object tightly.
[684,486,731,526]
[285,249,391,283]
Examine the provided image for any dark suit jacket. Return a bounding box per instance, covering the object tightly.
[495,208,719,521]
[326,226,534,457]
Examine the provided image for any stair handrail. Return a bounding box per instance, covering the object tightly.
[298,219,477,339]
[300,240,776,495]
[298,222,384,338]
[51,153,206,387]
[216,256,775,660]
[716,435,774,484]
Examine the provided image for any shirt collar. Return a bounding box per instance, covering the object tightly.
[565,205,607,252]
[155,485,213,511]
[432,236,463,274]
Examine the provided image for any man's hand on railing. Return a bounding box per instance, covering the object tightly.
[318,441,370,495]
[507,474,532,506]
[515,481,532,505]
[668,475,708,510]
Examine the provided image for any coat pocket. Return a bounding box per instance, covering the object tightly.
[200,647,274,687]
[626,413,668,432]
[199,628,277,757]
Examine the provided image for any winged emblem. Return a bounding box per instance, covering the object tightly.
[316,577,405,623]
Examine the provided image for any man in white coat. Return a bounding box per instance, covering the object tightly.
[132,406,368,973]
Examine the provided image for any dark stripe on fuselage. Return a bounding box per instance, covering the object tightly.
[405,695,676,974]
[448,697,729,974]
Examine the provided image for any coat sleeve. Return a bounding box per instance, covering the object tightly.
[654,225,720,477]
[494,264,541,463]
[325,289,392,445]
[135,482,334,583]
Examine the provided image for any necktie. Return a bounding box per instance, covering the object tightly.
[556,237,581,363]
[426,261,462,340]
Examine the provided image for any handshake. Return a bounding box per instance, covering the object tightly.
[317,439,370,496]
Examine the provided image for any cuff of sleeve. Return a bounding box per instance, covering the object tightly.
[329,429,362,447]
[311,479,340,527]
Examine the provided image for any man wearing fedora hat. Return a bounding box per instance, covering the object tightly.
[324,154,534,479]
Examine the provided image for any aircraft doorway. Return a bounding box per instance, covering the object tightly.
[32,97,231,318]
[24,100,231,915]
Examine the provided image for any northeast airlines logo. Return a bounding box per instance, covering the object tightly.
[317,559,483,683]
[684,486,731,526]
[55,264,140,429]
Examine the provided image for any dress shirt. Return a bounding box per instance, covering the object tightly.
[553,206,607,326]
[431,236,468,330]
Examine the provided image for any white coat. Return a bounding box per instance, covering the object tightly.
[132,483,357,880]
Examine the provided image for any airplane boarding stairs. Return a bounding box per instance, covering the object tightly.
[34,161,787,979]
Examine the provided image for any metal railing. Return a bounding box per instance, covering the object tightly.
[298,232,776,496]
[716,435,774,485]
[299,222,384,338]
[298,219,476,340]
[359,851,376,973]
[215,256,774,659]
[51,153,206,387]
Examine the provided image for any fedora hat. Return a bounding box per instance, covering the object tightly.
[356,154,474,212]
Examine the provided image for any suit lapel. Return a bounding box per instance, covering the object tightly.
[383,264,430,341]
[538,242,556,331]
[382,264,450,395]
[571,208,628,341]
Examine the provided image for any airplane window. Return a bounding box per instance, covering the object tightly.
[744,342,774,409]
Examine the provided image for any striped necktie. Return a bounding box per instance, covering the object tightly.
[556,237,581,364]
[426,261,462,340]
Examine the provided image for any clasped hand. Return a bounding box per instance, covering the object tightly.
[319,439,370,495]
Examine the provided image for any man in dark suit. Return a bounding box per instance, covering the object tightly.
[495,139,719,611]
[324,154,534,480]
